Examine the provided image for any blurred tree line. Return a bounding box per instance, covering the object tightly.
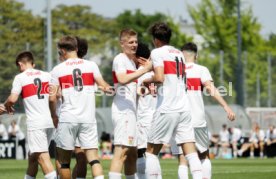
[0,0,275,109]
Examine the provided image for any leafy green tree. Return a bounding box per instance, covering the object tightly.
[115,9,191,48]
[0,0,44,104]
[188,0,267,106]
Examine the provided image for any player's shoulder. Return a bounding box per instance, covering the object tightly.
[114,53,128,62]
[194,63,209,71]
[83,59,99,68]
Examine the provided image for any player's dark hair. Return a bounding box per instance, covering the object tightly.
[136,42,151,59]
[149,22,172,44]
[57,35,78,52]
[75,36,88,58]
[119,28,137,41]
[181,42,198,54]
[16,51,34,66]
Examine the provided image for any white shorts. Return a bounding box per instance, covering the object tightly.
[171,127,209,155]
[75,138,81,147]
[27,128,54,154]
[137,116,152,149]
[55,122,98,150]
[148,111,195,145]
[112,111,137,147]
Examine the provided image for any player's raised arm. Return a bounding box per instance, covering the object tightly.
[115,59,152,85]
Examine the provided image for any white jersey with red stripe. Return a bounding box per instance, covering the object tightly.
[137,67,156,120]
[185,62,213,127]
[11,68,54,130]
[112,53,137,113]
[50,58,101,124]
[151,45,189,113]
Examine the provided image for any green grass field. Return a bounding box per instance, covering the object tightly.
[0,158,276,179]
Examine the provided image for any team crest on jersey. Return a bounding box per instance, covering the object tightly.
[128,136,134,145]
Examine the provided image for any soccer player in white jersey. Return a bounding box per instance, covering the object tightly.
[170,42,235,179]
[4,51,56,179]
[49,36,110,179]
[109,29,152,179]
[54,36,88,179]
[135,43,157,179]
[142,22,202,179]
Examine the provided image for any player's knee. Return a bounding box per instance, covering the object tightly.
[89,160,100,167]
[37,153,51,165]
[60,163,70,169]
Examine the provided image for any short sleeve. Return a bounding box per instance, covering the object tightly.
[113,56,127,74]
[151,49,164,68]
[91,62,102,78]
[50,67,60,86]
[201,67,213,84]
[11,75,22,95]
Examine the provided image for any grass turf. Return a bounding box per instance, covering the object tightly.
[0,158,275,179]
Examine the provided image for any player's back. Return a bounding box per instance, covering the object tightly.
[51,58,100,124]
[185,63,212,127]
[13,68,53,130]
[151,45,189,113]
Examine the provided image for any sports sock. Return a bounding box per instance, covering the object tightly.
[201,159,211,179]
[109,172,122,179]
[145,152,162,179]
[185,153,202,179]
[24,175,35,179]
[126,174,135,179]
[136,157,146,179]
[94,175,104,179]
[178,165,188,179]
[44,171,57,179]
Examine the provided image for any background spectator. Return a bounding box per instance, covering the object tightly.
[8,120,26,159]
[0,119,8,140]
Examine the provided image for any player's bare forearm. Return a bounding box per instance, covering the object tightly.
[49,85,58,118]
[4,94,18,114]
[0,104,7,115]
[95,77,114,94]
[205,81,235,121]
[116,68,148,85]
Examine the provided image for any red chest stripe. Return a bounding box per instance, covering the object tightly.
[187,78,203,91]
[59,73,94,89]
[22,82,49,98]
[163,61,184,75]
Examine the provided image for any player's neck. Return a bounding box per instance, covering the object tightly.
[21,64,34,72]
[125,53,135,60]
[66,51,78,59]
[186,58,195,63]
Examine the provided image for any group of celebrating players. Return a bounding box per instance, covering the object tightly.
[0,22,236,179]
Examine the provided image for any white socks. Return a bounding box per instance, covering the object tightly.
[145,152,162,179]
[201,159,211,179]
[109,172,122,179]
[44,171,57,179]
[126,174,135,179]
[178,165,188,179]
[185,153,202,179]
[136,157,146,179]
[24,175,35,179]
[94,175,104,179]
